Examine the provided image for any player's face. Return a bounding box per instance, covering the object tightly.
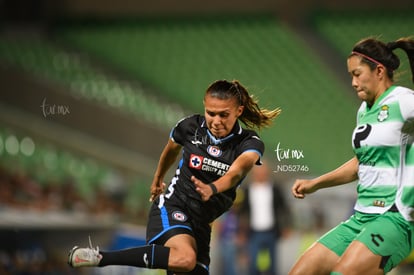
[347,55,382,106]
[204,94,244,138]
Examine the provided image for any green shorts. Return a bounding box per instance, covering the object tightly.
[318,211,414,273]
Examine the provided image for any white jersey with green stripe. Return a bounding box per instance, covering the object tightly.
[352,85,414,216]
[395,87,414,221]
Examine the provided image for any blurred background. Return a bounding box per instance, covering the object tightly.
[0,0,413,274]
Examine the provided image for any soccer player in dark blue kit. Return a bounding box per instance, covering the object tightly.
[68,79,281,274]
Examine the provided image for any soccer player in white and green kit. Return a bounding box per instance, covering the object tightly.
[289,37,414,275]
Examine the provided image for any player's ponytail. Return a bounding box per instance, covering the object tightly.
[387,37,414,84]
[206,79,281,130]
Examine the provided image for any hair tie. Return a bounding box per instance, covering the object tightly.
[386,42,398,50]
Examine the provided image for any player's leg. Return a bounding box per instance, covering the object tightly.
[69,195,198,272]
[332,211,414,275]
[289,213,365,275]
[288,242,339,275]
[165,223,210,275]
[163,233,197,272]
[167,262,209,275]
[68,233,197,272]
[331,241,383,275]
[68,241,170,269]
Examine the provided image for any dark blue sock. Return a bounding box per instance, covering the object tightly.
[99,244,169,269]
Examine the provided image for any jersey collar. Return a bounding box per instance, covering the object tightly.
[366,85,396,111]
[201,118,243,145]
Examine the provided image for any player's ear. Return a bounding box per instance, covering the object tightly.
[376,65,386,79]
[237,105,244,117]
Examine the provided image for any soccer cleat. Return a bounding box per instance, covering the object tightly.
[68,237,102,267]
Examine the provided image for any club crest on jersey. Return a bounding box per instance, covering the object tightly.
[189,154,203,169]
[377,105,389,122]
[207,145,222,157]
[172,211,187,222]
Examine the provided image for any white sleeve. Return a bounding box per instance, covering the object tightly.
[400,89,414,135]
[399,88,414,119]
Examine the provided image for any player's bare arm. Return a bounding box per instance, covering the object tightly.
[192,151,259,201]
[292,157,359,199]
[150,139,182,202]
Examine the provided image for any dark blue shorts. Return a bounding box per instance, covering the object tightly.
[146,194,212,268]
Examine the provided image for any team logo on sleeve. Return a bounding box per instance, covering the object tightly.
[207,145,222,157]
[189,154,203,169]
[172,211,188,222]
[377,105,389,122]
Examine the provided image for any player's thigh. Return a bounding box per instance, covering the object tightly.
[165,225,211,274]
[333,240,383,275]
[164,234,198,271]
[336,212,414,274]
[318,212,373,257]
[164,233,197,257]
[289,242,339,275]
[289,216,363,275]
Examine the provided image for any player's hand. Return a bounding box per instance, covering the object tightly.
[291,179,316,199]
[149,181,166,202]
[191,176,213,202]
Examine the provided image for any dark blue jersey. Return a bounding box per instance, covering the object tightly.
[165,114,264,223]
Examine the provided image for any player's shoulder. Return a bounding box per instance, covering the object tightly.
[175,114,204,127]
[384,86,414,120]
[242,128,261,138]
[238,128,263,145]
[391,86,414,100]
[393,86,414,107]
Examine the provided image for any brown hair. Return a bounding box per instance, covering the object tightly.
[205,79,281,129]
[349,37,414,83]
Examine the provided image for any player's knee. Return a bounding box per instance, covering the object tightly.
[180,255,197,272]
[332,262,355,275]
[171,248,197,272]
[184,250,197,271]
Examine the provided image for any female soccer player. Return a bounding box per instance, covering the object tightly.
[68,79,281,274]
[290,37,414,275]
